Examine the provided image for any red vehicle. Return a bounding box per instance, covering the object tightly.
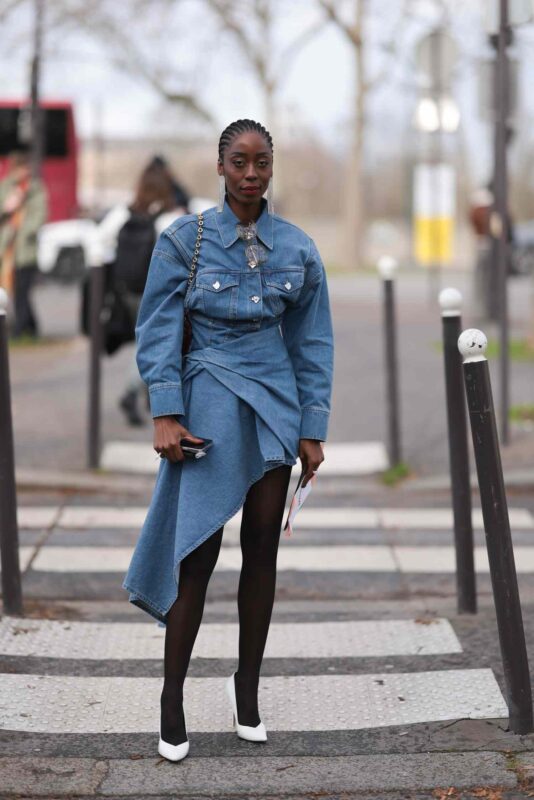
[0,100,78,221]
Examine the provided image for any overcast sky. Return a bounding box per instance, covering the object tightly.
[2,0,534,187]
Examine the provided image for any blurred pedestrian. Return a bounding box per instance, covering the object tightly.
[0,149,47,338]
[469,187,493,321]
[89,161,184,425]
[147,154,191,213]
[122,118,334,762]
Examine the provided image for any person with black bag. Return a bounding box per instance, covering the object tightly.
[86,162,186,425]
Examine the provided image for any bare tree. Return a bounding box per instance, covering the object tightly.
[1,0,213,123]
[317,0,416,269]
[203,0,323,132]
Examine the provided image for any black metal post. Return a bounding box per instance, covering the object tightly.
[378,257,401,467]
[87,265,104,469]
[0,292,23,616]
[459,328,533,734]
[29,0,45,180]
[490,0,512,445]
[440,290,476,614]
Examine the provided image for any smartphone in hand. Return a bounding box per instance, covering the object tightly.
[180,437,213,459]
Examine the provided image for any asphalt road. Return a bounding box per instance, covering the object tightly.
[8,268,534,476]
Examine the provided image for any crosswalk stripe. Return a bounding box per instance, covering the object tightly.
[18,507,61,529]
[0,670,507,733]
[19,544,534,573]
[101,441,390,477]
[0,618,462,660]
[16,505,534,530]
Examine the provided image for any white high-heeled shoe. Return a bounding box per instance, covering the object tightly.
[225,672,267,742]
[158,705,190,761]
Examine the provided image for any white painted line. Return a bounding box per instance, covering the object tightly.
[0,618,461,660]
[380,508,534,530]
[394,546,534,574]
[30,545,397,573]
[27,543,534,574]
[0,670,507,733]
[31,547,133,572]
[322,442,389,475]
[16,506,534,531]
[18,507,60,529]
[0,547,35,573]
[101,441,389,477]
[57,507,148,529]
[217,545,396,571]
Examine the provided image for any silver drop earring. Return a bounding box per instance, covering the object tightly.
[217,175,226,213]
[267,176,274,215]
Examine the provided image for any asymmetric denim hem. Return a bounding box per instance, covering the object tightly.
[121,198,333,625]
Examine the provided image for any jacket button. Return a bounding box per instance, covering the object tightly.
[213,281,221,289]
[251,295,260,303]
[285,281,292,290]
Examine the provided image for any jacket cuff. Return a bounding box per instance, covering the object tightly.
[300,407,329,440]
[149,382,185,418]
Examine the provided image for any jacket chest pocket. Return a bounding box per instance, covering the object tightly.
[195,272,240,320]
[263,269,305,316]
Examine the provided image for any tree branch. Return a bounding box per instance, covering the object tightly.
[317,0,362,47]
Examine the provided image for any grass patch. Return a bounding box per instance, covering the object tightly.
[433,338,534,361]
[380,461,412,486]
[509,404,534,422]
[8,335,72,349]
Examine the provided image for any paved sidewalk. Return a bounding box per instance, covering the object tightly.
[3,479,534,797]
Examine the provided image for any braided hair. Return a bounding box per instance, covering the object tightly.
[218,119,273,162]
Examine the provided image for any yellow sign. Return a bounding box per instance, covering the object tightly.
[413,163,456,267]
[414,216,454,265]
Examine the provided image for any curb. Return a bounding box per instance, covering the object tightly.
[15,466,534,497]
[402,469,534,494]
[15,468,155,496]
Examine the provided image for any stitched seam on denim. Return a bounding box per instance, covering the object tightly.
[122,583,166,616]
[149,382,182,392]
[152,248,183,267]
[302,407,328,414]
[165,222,198,263]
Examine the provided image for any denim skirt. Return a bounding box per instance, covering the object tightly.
[121,324,300,626]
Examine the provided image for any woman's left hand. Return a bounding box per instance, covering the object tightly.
[299,438,324,487]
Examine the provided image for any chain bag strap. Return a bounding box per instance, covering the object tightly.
[181,212,203,355]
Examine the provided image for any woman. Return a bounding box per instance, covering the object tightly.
[122,119,334,761]
[89,162,184,424]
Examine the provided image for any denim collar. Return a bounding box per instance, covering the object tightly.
[215,196,273,251]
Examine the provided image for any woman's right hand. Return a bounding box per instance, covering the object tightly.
[153,416,204,463]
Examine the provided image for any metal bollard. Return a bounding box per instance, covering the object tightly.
[458,328,533,734]
[87,264,105,469]
[0,288,23,615]
[439,289,476,614]
[377,256,401,467]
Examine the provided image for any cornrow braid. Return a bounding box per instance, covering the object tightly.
[218,119,273,162]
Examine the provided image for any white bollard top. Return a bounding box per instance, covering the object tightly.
[0,287,8,315]
[458,328,488,362]
[377,255,398,280]
[439,287,462,317]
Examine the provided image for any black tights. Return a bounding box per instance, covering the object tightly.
[160,464,292,744]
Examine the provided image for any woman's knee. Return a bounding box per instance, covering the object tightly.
[241,524,280,565]
[181,527,223,579]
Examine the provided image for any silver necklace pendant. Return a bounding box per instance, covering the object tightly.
[236,222,257,241]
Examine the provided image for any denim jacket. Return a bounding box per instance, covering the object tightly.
[135,197,334,440]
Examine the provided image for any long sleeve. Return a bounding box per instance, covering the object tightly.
[135,230,189,418]
[281,239,334,441]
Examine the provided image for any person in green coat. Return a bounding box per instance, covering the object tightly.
[0,149,47,338]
